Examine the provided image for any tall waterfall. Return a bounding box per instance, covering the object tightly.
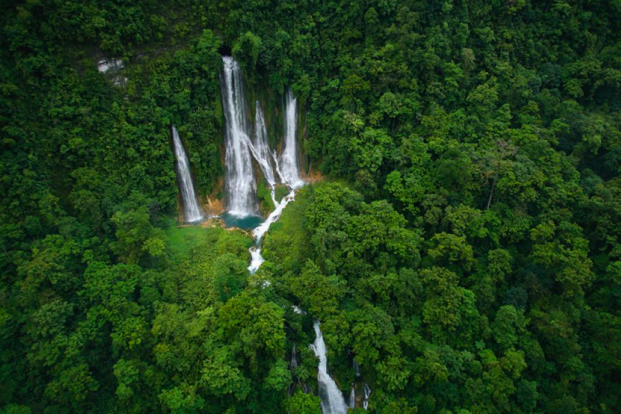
[244,106,299,273]
[363,384,371,410]
[280,89,304,188]
[353,358,361,378]
[252,104,279,187]
[310,321,349,414]
[348,387,356,409]
[172,126,204,223]
[221,56,305,222]
[221,56,256,217]
[219,58,305,274]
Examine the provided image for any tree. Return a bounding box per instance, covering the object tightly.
[285,390,321,414]
[233,31,262,74]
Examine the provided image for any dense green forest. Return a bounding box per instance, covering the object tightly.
[1,0,620,413]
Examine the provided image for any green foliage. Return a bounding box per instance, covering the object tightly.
[256,178,275,214]
[285,390,321,414]
[233,31,262,75]
[1,0,620,413]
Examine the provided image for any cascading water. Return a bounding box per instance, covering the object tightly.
[221,56,256,217]
[348,386,356,409]
[310,321,349,414]
[237,80,304,274]
[252,103,278,187]
[290,343,300,370]
[221,56,304,225]
[280,89,305,189]
[363,384,371,410]
[247,189,295,274]
[247,247,265,275]
[353,358,361,378]
[172,126,204,223]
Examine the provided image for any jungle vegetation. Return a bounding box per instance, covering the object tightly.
[1,0,620,413]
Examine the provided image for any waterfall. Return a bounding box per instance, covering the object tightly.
[363,384,371,410]
[221,56,256,217]
[310,321,349,414]
[280,89,304,189]
[253,103,279,187]
[221,61,355,414]
[348,386,356,409]
[246,98,302,273]
[290,343,300,370]
[219,58,305,275]
[172,126,204,223]
[292,305,306,315]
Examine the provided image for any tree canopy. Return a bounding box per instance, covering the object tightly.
[1,0,620,413]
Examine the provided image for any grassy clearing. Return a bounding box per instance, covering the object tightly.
[165,222,252,259]
[165,224,221,257]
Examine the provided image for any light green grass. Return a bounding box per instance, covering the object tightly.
[165,221,253,260]
[165,225,222,258]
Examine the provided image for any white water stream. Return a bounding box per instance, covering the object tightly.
[172,126,204,223]
[310,321,350,414]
